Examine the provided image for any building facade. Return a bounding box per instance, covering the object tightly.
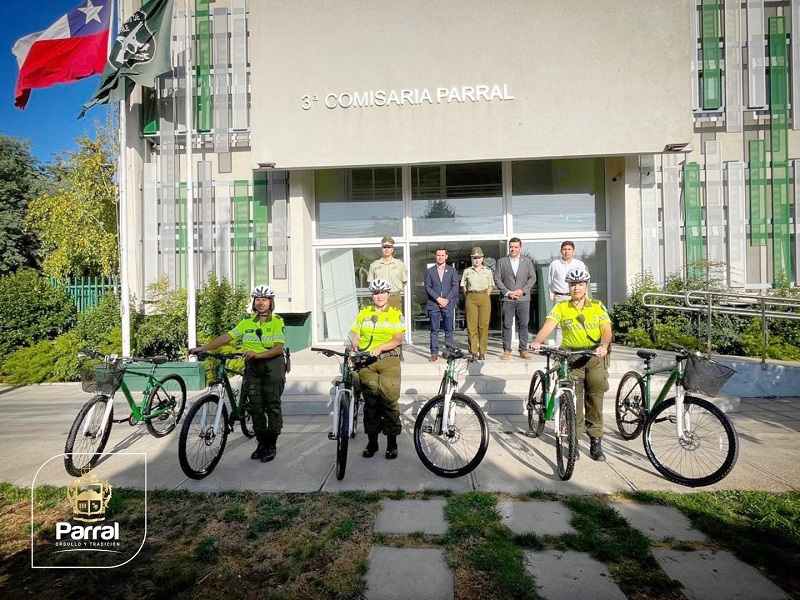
[121,0,800,348]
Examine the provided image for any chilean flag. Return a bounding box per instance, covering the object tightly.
[13,0,112,109]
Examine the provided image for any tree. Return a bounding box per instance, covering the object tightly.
[422,198,456,219]
[0,134,49,274]
[26,132,118,278]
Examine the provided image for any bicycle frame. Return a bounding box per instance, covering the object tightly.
[638,356,688,438]
[537,352,577,434]
[435,347,469,436]
[330,355,357,440]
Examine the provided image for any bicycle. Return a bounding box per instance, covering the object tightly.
[413,342,490,478]
[614,343,739,487]
[526,346,597,480]
[64,349,187,477]
[311,346,376,480]
[177,351,255,479]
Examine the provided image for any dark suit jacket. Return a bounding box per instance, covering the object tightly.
[424,264,460,312]
[494,255,537,303]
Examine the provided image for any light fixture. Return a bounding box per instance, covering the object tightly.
[664,143,691,152]
[258,162,277,169]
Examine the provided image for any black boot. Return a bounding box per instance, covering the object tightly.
[363,433,379,458]
[261,432,278,462]
[589,437,606,462]
[251,432,268,460]
[385,435,398,459]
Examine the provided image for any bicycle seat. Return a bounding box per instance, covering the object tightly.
[637,350,657,361]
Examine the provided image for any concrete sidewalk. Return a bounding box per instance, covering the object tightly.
[1,383,797,600]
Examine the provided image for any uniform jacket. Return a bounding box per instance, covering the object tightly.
[424,264,460,312]
[494,255,537,303]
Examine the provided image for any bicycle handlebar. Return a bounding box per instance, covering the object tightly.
[311,347,377,369]
[190,351,244,362]
[441,342,473,362]
[535,347,597,360]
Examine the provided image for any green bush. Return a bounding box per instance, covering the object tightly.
[131,278,188,358]
[0,269,77,360]
[196,274,248,343]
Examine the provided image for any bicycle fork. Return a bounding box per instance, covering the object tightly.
[83,396,115,438]
[329,383,354,440]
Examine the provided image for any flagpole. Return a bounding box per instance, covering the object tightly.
[118,0,132,358]
[184,0,197,352]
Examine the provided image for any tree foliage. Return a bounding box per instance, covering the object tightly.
[0,134,49,274]
[26,133,118,278]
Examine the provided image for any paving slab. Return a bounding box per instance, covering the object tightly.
[523,549,627,600]
[496,500,576,537]
[365,546,453,600]
[374,499,448,535]
[653,548,791,600]
[608,502,707,542]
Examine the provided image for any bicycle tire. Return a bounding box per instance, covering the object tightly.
[615,371,646,440]
[414,393,489,478]
[555,391,578,481]
[178,394,229,480]
[643,395,738,487]
[335,401,349,480]
[239,387,255,438]
[145,374,187,437]
[526,371,546,438]
[64,394,113,477]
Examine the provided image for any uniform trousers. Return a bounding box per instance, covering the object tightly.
[568,353,610,438]
[245,355,286,435]
[357,354,402,436]
[465,292,491,355]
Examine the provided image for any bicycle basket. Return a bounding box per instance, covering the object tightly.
[80,362,125,394]
[682,355,735,397]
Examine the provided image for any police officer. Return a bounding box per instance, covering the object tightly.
[351,278,405,459]
[189,285,286,462]
[530,268,612,461]
[368,236,407,312]
[460,246,495,360]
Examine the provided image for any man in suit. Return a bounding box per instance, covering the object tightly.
[494,237,537,360]
[423,247,460,362]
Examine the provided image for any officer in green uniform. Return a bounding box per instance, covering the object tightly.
[460,246,495,360]
[351,278,405,459]
[529,268,612,461]
[368,236,407,313]
[189,285,286,462]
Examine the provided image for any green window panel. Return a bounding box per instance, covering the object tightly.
[195,0,212,132]
[141,87,158,135]
[700,0,721,110]
[233,180,250,287]
[683,163,705,276]
[178,183,188,288]
[253,172,270,285]
[748,139,768,246]
[769,16,792,281]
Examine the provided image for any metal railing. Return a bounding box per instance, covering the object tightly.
[50,276,120,313]
[642,290,800,366]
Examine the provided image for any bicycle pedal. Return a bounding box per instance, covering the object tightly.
[422,426,434,433]
[328,433,336,440]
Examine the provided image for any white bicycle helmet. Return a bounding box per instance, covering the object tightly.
[249,284,275,312]
[369,278,392,293]
[565,267,591,283]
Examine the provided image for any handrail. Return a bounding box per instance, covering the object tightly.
[642,290,800,366]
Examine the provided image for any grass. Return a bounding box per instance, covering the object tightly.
[0,485,797,599]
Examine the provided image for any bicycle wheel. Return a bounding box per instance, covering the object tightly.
[414,393,489,478]
[643,395,739,487]
[335,401,349,480]
[178,394,229,480]
[145,374,187,437]
[239,387,255,438]
[615,371,646,440]
[64,395,113,477]
[526,371,546,438]
[555,391,578,481]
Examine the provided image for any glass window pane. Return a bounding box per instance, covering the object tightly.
[412,162,503,235]
[512,159,606,233]
[316,168,402,239]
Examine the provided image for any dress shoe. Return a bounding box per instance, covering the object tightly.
[501,350,512,360]
[428,354,438,362]
[519,351,533,360]
[589,437,606,461]
[478,353,485,361]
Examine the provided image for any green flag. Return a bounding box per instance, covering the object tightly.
[79,0,175,118]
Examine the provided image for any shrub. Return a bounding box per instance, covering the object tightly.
[0,269,77,360]
[196,274,248,342]
[131,278,188,358]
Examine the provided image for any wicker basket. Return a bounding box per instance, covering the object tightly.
[81,362,125,394]
[682,355,735,397]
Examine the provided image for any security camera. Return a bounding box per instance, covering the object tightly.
[611,173,621,182]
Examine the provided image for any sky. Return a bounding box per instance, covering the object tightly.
[1,0,114,164]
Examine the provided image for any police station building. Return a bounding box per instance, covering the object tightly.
[120,0,800,348]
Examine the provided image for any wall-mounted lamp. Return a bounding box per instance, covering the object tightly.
[611,172,622,182]
[664,142,691,153]
[258,162,277,169]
